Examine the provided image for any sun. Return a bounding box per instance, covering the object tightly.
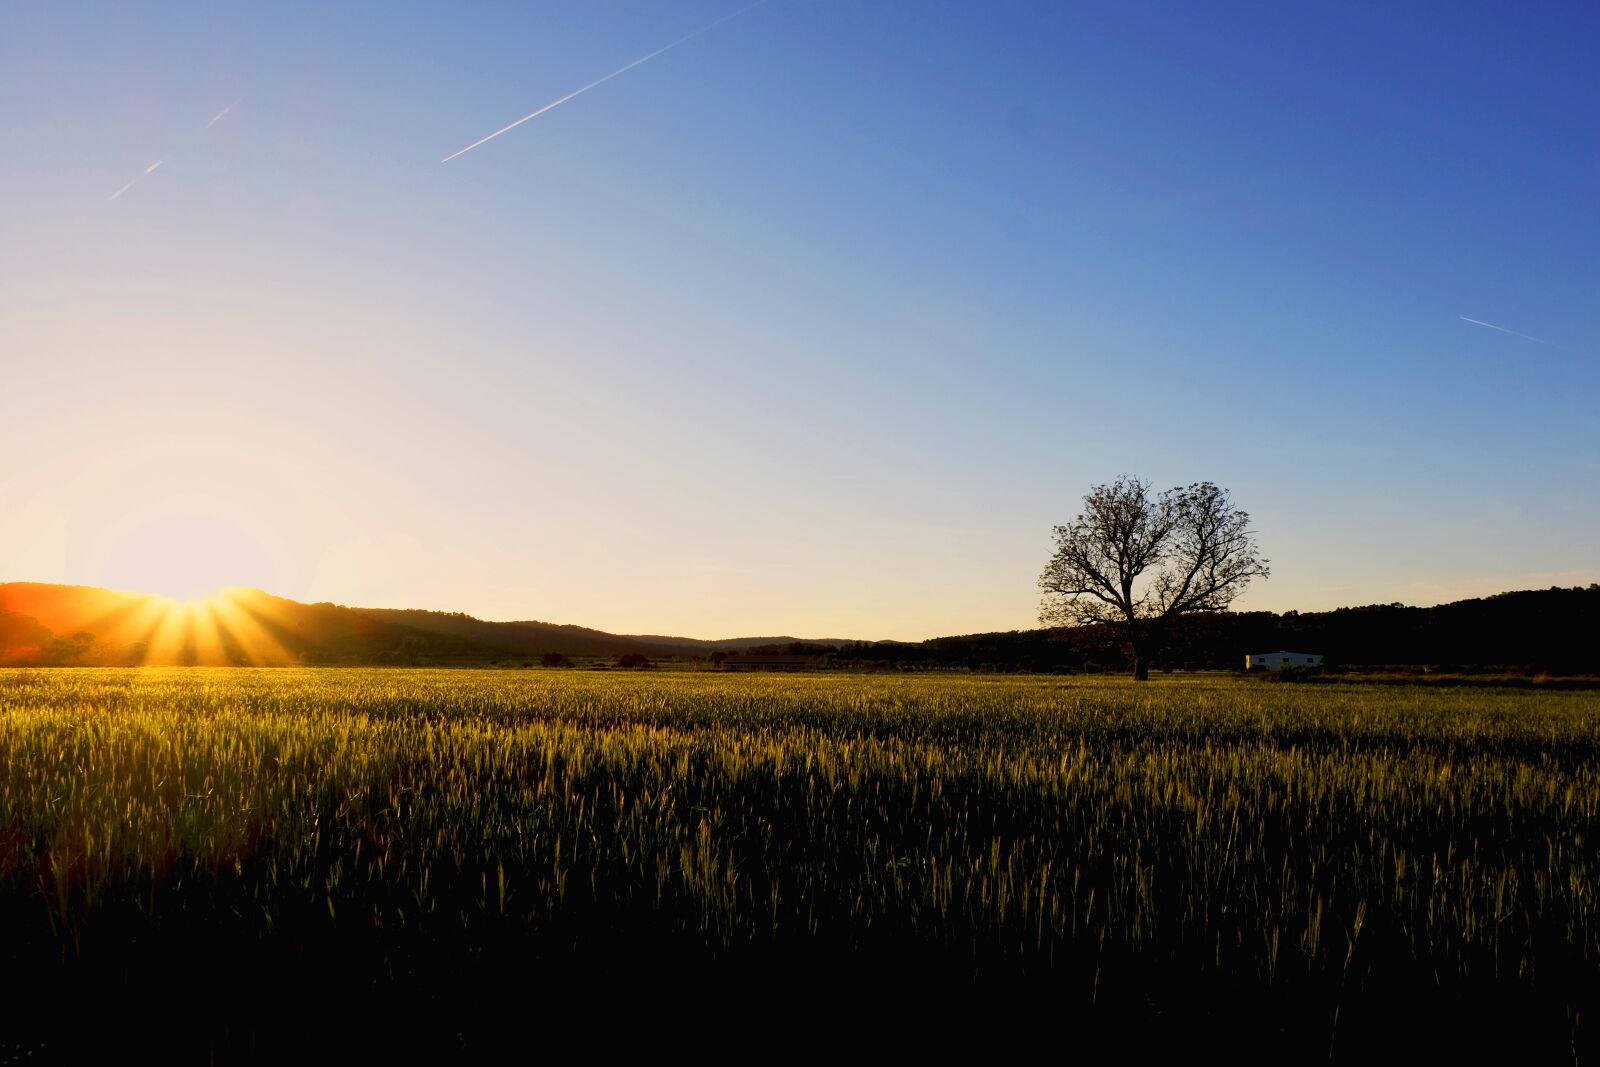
[155,587,235,613]
[114,586,298,666]
[151,579,235,606]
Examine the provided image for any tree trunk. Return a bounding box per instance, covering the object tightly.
[1127,635,1150,680]
[1128,622,1159,680]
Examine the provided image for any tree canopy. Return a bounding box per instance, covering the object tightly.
[1039,476,1268,679]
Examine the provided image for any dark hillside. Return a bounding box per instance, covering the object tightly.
[0,585,494,666]
[2,581,1595,671]
[845,585,1600,674]
[353,608,690,659]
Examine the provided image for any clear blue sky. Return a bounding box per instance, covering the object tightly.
[2,1,1596,639]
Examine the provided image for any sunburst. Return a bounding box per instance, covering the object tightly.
[127,588,298,666]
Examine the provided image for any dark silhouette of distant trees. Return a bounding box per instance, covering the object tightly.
[616,653,653,669]
[541,652,572,668]
[815,585,1600,675]
[47,631,96,666]
[1039,476,1269,680]
[6,578,1596,674]
[0,611,55,664]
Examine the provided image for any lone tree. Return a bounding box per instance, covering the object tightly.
[1039,476,1268,680]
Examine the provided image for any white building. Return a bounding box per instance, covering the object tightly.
[1246,650,1324,671]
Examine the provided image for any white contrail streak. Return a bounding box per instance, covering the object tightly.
[106,99,238,203]
[108,160,162,201]
[441,0,768,163]
[1458,316,1552,346]
[204,101,238,130]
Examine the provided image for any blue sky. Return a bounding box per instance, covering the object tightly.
[1,1,1596,638]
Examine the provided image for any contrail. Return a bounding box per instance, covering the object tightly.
[204,101,238,130]
[1458,316,1553,347]
[108,160,162,201]
[105,100,237,203]
[441,0,768,163]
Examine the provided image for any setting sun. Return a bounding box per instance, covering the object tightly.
[0,582,300,666]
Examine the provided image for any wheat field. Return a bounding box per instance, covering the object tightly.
[1,667,1596,1057]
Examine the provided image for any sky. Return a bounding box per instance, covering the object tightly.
[1,1,1596,641]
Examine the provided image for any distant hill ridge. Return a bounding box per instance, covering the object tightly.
[620,634,857,651]
[0,580,1596,671]
[0,583,866,666]
[352,606,853,657]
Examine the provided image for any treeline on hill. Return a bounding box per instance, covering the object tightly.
[0,586,495,667]
[1,582,1596,673]
[759,585,1600,675]
[0,584,834,668]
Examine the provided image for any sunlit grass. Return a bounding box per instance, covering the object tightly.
[1,668,1596,1053]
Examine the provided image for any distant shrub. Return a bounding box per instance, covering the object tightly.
[615,653,653,670]
[541,652,572,668]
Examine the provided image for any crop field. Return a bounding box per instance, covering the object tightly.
[2,668,1598,1059]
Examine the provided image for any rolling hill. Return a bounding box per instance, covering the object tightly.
[0,583,853,666]
[2,580,1596,671]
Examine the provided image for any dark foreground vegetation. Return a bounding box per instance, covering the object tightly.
[1,668,1596,1059]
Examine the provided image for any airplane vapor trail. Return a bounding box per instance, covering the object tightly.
[108,160,162,201]
[106,99,238,202]
[1458,316,1553,346]
[441,0,768,163]
[204,101,238,130]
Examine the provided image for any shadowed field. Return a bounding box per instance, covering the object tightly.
[1,668,1596,1058]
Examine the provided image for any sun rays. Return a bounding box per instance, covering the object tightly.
[0,584,303,666]
[130,588,300,666]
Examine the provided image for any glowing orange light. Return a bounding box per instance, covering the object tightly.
[126,588,298,666]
